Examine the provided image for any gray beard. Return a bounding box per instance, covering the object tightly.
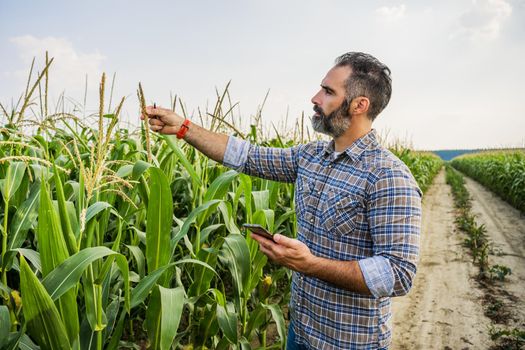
[311,103,351,138]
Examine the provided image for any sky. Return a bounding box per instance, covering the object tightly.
[1,0,524,150]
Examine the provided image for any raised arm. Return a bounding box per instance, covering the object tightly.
[142,106,229,163]
[143,106,302,183]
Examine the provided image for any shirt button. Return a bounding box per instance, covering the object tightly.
[309,218,314,223]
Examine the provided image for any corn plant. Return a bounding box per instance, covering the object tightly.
[451,150,525,213]
[0,56,439,349]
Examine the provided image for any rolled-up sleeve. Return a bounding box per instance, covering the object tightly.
[361,166,422,298]
[223,136,303,183]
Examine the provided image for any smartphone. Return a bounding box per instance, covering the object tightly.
[242,223,275,242]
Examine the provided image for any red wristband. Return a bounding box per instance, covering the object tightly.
[176,119,191,139]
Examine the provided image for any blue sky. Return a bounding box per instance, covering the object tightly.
[1,0,524,150]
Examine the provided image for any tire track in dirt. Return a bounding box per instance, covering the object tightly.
[391,169,491,349]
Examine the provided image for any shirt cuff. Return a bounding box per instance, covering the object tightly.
[222,136,251,171]
[358,256,394,298]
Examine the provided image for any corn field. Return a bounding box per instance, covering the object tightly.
[451,150,525,213]
[0,60,441,349]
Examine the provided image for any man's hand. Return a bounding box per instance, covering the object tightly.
[250,233,317,274]
[140,106,185,135]
[251,232,371,294]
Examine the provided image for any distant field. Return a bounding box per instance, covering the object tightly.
[431,148,525,161]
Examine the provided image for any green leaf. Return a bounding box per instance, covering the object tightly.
[262,303,286,347]
[125,245,145,279]
[1,161,26,202]
[196,304,219,347]
[146,168,173,277]
[252,190,269,211]
[19,254,70,350]
[37,179,79,345]
[17,248,42,273]
[197,169,238,225]
[216,303,237,344]
[132,159,152,179]
[203,170,238,202]
[244,304,266,339]
[52,163,77,254]
[217,201,240,234]
[131,259,216,309]
[85,201,112,223]
[7,182,40,251]
[162,135,202,187]
[188,246,219,297]
[219,234,251,300]
[41,247,130,313]
[116,164,133,178]
[171,199,222,249]
[145,286,185,350]
[0,305,10,348]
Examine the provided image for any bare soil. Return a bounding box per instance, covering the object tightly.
[391,170,497,349]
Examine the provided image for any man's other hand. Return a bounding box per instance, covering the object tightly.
[251,233,316,274]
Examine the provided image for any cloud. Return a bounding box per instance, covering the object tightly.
[8,35,105,98]
[376,4,406,22]
[453,0,512,40]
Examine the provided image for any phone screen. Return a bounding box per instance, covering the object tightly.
[242,224,275,241]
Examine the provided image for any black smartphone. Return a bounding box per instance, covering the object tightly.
[242,223,275,242]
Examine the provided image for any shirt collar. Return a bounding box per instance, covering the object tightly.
[322,129,379,162]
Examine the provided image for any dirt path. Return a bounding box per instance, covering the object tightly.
[391,169,491,349]
[463,176,525,328]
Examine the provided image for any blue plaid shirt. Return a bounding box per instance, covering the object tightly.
[223,129,422,349]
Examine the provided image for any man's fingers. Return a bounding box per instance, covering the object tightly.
[145,105,170,118]
[273,234,300,248]
[150,125,164,132]
[149,118,164,126]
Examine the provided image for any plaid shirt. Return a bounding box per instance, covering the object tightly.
[223,129,422,349]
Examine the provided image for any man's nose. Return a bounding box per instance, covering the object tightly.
[311,90,321,105]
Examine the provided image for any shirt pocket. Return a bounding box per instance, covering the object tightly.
[326,191,362,236]
[295,177,316,213]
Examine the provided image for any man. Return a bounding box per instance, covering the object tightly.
[143,52,422,349]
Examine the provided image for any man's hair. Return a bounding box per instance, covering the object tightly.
[335,52,392,121]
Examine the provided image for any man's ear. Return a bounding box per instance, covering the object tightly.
[351,97,370,115]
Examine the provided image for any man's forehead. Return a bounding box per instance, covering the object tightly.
[321,65,352,89]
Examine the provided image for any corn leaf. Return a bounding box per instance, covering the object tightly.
[0,305,10,347]
[188,245,219,297]
[216,303,237,344]
[131,259,216,308]
[125,245,145,279]
[162,135,202,187]
[198,170,238,226]
[219,234,251,300]
[145,286,184,350]
[146,167,173,276]
[52,163,77,254]
[0,161,26,202]
[85,201,112,223]
[37,180,79,345]
[8,182,40,251]
[262,303,286,347]
[19,254,70,350]
[41,246,130,313]
[195,304,219,348]
[171,199,222,250]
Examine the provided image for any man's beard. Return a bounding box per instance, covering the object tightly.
[311,100,351,138]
